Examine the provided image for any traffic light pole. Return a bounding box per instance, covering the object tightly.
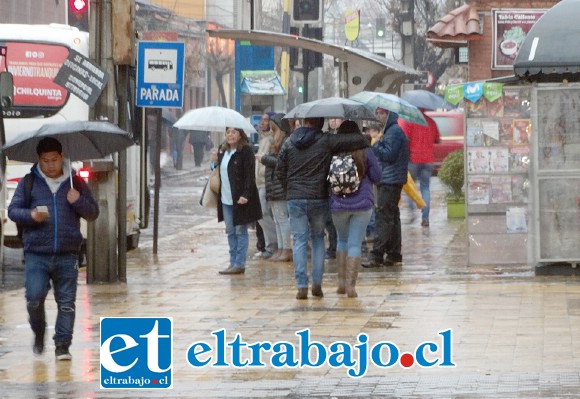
[289,24,316,103]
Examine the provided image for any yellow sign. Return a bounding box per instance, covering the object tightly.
[344,9,360,42]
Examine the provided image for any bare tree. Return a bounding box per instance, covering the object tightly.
[362,0,458,89]
[206,37,235,107]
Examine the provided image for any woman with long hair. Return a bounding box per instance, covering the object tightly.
[329,120,381,297]
[259,113,292,262]
[212,127,262,275]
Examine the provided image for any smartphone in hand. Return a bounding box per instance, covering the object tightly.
[36,206,48,214]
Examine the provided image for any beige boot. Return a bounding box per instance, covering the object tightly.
[273,248,293,262]
[346,256,360,298]
[269,249,283,261]
[335,251,347,294]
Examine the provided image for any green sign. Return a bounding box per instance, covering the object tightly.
[483,82,503,102]
[445,85,464,106]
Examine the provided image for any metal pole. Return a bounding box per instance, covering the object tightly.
[0,101,6,267]
[139,110,148,229]
[152,108,162,254]
[117,66,129,282]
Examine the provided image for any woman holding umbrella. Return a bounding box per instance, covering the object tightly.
[212,127,262,275]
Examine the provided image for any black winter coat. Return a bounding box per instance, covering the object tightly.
[261,153,286,201]
[276,126,370,200]
[216,144,262,226]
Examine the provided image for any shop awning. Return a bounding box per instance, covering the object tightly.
[426,4,483,48]
[514,0,580,82]
[240,70,286,96]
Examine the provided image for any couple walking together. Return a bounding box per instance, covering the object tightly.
[212,109,408,301]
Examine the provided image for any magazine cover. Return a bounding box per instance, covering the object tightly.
[466,119,484,146]
[466,99,486,118]
[482,120,500,147]
[490,175,512,203]
[509,146,530,173]
[467,176,491,205]
[511,175,529,203]
[483,97,504,118]
[467,148,491,174]
[512,119,531,145]
[503,88,531,118]
[489,147,509,173]
[499,118,514,146]
[506,206,528,233]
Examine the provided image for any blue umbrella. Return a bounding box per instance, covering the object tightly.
[401,89,456,111]
[349,91,427,126]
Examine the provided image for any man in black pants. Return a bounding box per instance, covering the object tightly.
[364,108,409,268]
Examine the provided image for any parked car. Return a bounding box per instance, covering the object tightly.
[425,111,465,172]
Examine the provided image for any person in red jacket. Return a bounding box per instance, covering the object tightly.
[399,110,440,227]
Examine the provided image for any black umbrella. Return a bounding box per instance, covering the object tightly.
[2,120,134,163]
[514,0,580,82]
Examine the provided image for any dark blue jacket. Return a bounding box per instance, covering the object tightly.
[8,165,99,254]
[373,111,409,185]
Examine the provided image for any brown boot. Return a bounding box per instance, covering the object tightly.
[346,256,360,298]
[296,288,308,300]
[335,251,347,294]
[273,249,293,262]
[269,249,283,261]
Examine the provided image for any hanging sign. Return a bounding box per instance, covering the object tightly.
[445,85,464,105]
[464,82,484,103]
[483,82,504,102]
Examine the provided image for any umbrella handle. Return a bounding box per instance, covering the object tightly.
[69,158,73,188]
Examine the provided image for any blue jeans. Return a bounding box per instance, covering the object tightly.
[371,184,403,262]
[332,209,373,257]
[407,163,433,222]
[287,199,328,288]
[25,253,79,345]
[222,204,249,268]
[366,208,376,238]
[271,200,292,250]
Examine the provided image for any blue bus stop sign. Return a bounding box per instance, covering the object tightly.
[136,41,184,108]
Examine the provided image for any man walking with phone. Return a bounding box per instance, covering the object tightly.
[8,137,99,361]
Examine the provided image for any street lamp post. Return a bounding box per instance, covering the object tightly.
[367,23,375,53]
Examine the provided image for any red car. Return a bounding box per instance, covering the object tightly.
[425,111,465,171]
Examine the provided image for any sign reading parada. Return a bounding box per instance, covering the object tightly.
[136,41,184,108]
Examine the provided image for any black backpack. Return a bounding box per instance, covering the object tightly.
[16,173,82,243]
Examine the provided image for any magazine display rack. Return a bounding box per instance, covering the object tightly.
[464,85,532,265]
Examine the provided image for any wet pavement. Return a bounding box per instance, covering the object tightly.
[1,152,580,398]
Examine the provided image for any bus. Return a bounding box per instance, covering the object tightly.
[0,23,145,250]
[148,59,173,71]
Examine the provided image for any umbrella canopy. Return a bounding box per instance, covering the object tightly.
[161,108,177,124]
[174,106,257,133]
[514,0,580,82]
[401,89,456,111]
[349,91,427,126]
[2,120,134,163]
[284,97,378,120]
